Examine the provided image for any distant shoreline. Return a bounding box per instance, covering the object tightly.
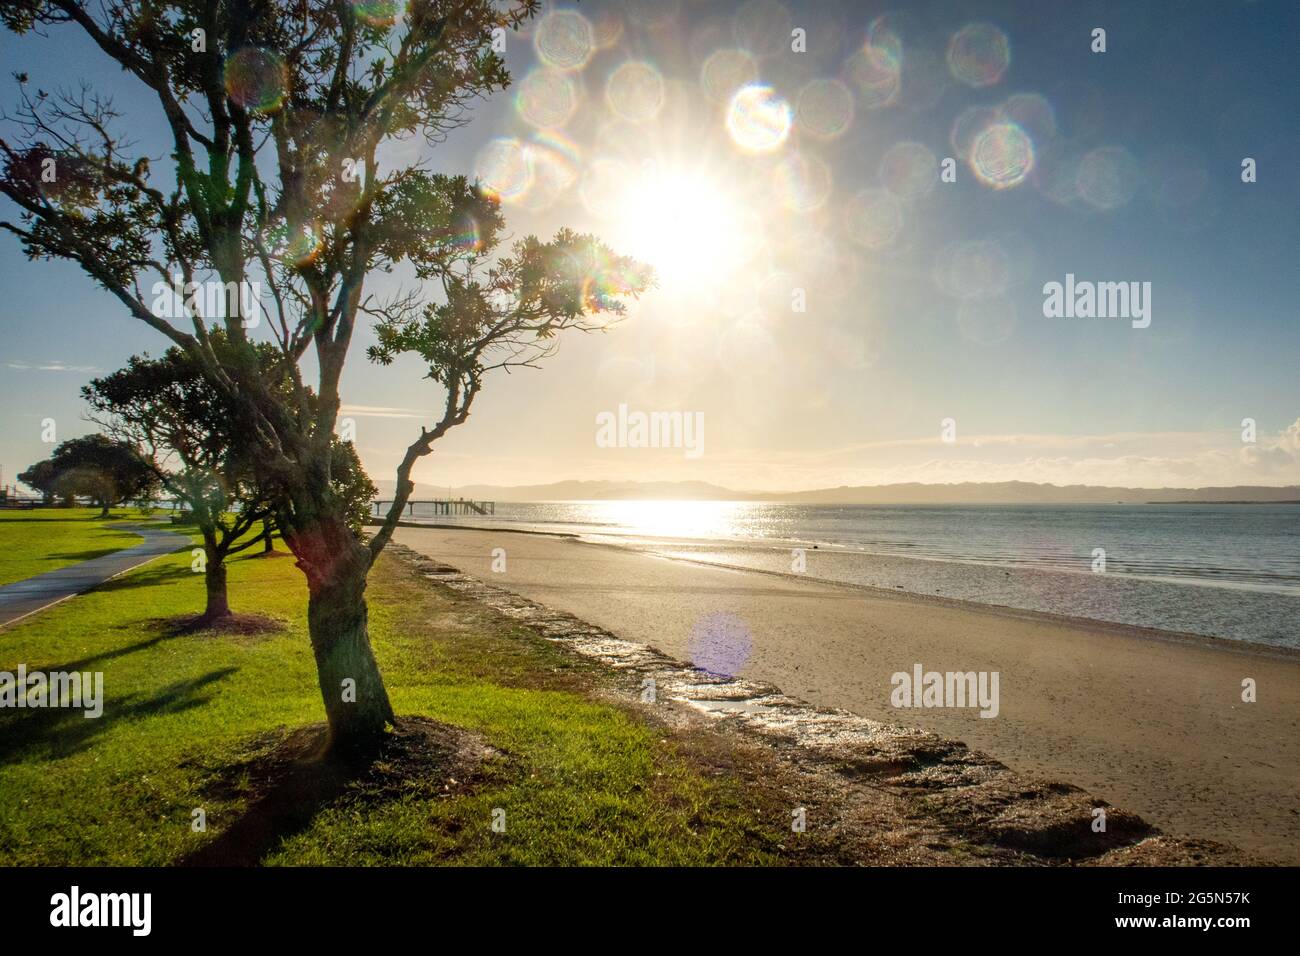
[377,479,1300,506]
[1150,499,1300,505]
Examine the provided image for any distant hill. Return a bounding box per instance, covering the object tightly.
[373,479,740,501]
[772,482,1300,504]
[371,478,1300,505]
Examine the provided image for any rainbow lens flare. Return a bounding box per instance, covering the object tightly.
[969,121,1034,189]
[224,48,288,113]
[726,84,792,154]
[348,0,405,28]
[475,137,533,203]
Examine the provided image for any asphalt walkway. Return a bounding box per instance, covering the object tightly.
[0,522,188,628]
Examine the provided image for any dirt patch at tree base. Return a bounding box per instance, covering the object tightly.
[157,612,286,638]
[180,717,498,866]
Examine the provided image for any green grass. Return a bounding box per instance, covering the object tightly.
[0,507,152,586]
[0,509,786,865]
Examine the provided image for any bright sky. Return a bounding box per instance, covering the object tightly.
[2,0,1299,493]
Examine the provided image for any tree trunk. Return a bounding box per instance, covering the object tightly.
[204,555,231,620]
[262,517,275,553]
[98,499,110,518]
[300,529,394,753]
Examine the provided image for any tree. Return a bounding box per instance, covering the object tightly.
[86,339,377,621]
[84,341,275,621]
[46,434,159,517]
[17,458,58,504]
[0,2,652,752]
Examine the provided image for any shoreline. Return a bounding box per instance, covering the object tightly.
[626,546,1300,663]
[392,524,1300,862]
[376,518,1300,653]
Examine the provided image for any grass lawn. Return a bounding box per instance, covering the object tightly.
[0,507,151,587]
[0,509,792,865]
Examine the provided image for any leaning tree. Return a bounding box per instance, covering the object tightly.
[0,1,651,751]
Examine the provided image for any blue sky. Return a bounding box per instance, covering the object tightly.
[2,0,1298,493]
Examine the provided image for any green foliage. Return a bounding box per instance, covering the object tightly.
[16,458,58,502]
[43,434,160,511]
[368,228,654,389]
[330,440,377,534]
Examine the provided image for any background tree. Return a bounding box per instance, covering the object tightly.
[0,1,651,752]
[17,458,59,505]
[45,434,159,517]
[84,341,276,622]
[86,340,377,621]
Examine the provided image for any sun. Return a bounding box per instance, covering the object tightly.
[615,167,761,297]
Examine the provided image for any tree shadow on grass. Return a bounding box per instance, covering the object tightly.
[37,615,284,682]
[0,666,238,767]
[179,717,497,866]
[92,563,193,594]
[41,631,188,675]
[44,547,134,563]
[0,515,97,524]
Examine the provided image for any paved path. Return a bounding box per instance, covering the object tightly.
[0,522,189,628]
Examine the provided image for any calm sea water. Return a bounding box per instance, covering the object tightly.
[399,501,1300,647]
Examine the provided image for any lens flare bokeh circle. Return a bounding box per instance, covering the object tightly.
[688,612,753,678]
[733,0,793,57]
[773,152,833,211]
[969,121,1034,189]
[1076,145,1141,210]
[880,141,938,200]
[534,8,596,71]
[846,40,901,110]
[795,77,854,139]
[224,48,288,113]
[516,67,579,129]
[606,60,666,123]
[475,137,533,203]
[701,48,760,105]
[844,188,904,249]
[726,84,792,153]
[947,23,1010,88]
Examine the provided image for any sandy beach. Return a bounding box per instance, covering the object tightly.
[394,525,1300,862]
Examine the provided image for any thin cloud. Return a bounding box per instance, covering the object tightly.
[6,362,101,373]
[339,404,427,419]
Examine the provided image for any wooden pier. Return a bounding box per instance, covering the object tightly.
[372,499,495,517]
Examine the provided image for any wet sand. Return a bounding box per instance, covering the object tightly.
[393,525,1300,862]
